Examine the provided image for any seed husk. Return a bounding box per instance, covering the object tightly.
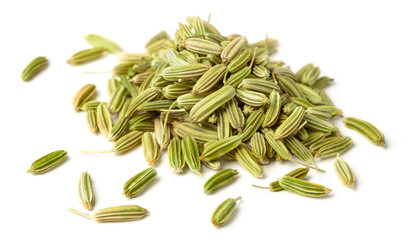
[78,171,94,210]
[27,150,67,174]
[343,117,385,146]
[68,205,148,223]
[203,168,239,194]
[233,143,264,178]
[21,56,48,81]
[123,167,157,198]
[211,196,242,227]
[72,84,96,111]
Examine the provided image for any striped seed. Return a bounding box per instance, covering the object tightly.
[185,38,222,55]
[162,63,209,81]
[125,87,160,118]
[311,76,332,89]
[233,143,264,178]
[296,127,309,141]
[142,132,160,166]
[217,109,232,140]
[211,196,242,227]
[274,106,305,139]
[81,101,105,111]
[203,168,239,194]
[240,108,265,141]
[21,56,48,81]
[186,16,221,35]
[145,31,168,48]
[297,83,323,104]
[96,103,112,138]
[154,117,171,151]
[252,65,270,79]
[68,205,148,223]
[284,136,318,170]
[66,47,105,65]
[86,110,99,133]
[225,98,245,132]
[120,75,139,98]
[84,34,121,53]
[118,98,132,120]
[227,49,252,73]
[200,135,242,162]
[108,85,128,113]
[296,63,320,85]
[278,176,331,198]
[78,171,94,210]
[277,75,305,99]
[107,117,130,141]
[27,150,67,174]
[123,167,157,198]
[262,91,281,128]
[163,83,193,100]
[189,85,236,123]
[238,78,281,95]
[221,36,246,63]
[192,64,227,95]
[235,89,270,107]
[250,132,268,164]
[176,93,206,110]
[292,97,314,109]
[309,136,340,153]
[173,122,218,143]
[202,159,222,170]
[182,135,202,176]
[315,136,353,159]
[72,84,96,111]
[168,137,185,174]
[333,154,356,187]
[224,66,252,87]
[343,117,385,146]
[252,167,309,192]
[303,114,339,134]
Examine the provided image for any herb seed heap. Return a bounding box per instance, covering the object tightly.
[25,16,386,226]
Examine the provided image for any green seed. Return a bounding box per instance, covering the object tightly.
[262,91,281,128]
[142,132,160,166]
[203,169,239,194]
[250,132,268,164]
[72,84,96,111]
[189,85,236,123]
[96,103,112,138]
[21,56,48,81]
[278,176,332,198]
[168,137,185,174]
[185,38,222,55]
[211,196,242,227]
[333,154,356,187]
[182,135,202,176]
[200,135,242,162]
[227,49,252,73]
[173,122,218,143]
[233,143,264,178]
[315,136,353,159]
[86,110,99,133]
[27,150,67,174]
[192,64,227,95]
[221,36,246,63]
[238,78,281,95]
[343,117,385,146]
[274,106,305,139]
[253,167,309,192]
[123,167,157,198]
[216,109,232,140]
[240,108,265,141]
[66,47,105,65]
[68,205,148,223]
[235,89,270,107]
[81,101,105,111]
[162,63,210,81]
[78,171,94,210]
[84,34,121,53]
[225,98,245,132]
[108,85,128,113]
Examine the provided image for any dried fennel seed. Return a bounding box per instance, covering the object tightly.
[58,15,386,224]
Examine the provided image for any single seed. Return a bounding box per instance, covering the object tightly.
[278,176,332,198]
[21,56,48,81]
[84,34,122,53]
[72,84,96,111]
[67,47,105,65]
[333,154,356,187]
[252,167,309,192]
[123,167,157,198]
[68,205,148,223]
[203,169,239,194]
[142,132,160,166]
[78,171,94,210]
[343,117,385,146]
[27,150,67,174]
[211,196,242,227]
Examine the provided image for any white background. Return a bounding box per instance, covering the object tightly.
[1,0,411,239]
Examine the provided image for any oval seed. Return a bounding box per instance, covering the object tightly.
[182,135,202,176]
[68,205,148,223]
[78,171,94,210]
[86,110,99,133]
[123,167,157,198]
[21,56,48,81]
[333,154,356,187]
[250,132,268,164]
[27,150,67,174]
[84,34,121,53]
[221,36,246,63]
[162,63,210,81]
[343,117,385,146]
[211,196,242,227]
[200,135,242,162]
[262,91,281,128]
[235,89,270,107]
[142,132,160,166]
[252,167,309,192]
[278,176,332,198]
[192,64,227,95]
[96,103,112,138]
[233,143,264,178]
[168,137,185,174]
[216,108,232,140]
[315,136,353,159]
[203,168,239,194]
[225,98,245,132]
[185,38,222,55]
[240,108,265,141]
[274,106,305,139]
[66,47,105,65]
[72,84,96,111]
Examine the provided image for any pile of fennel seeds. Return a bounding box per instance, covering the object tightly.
[25,16,385,225]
